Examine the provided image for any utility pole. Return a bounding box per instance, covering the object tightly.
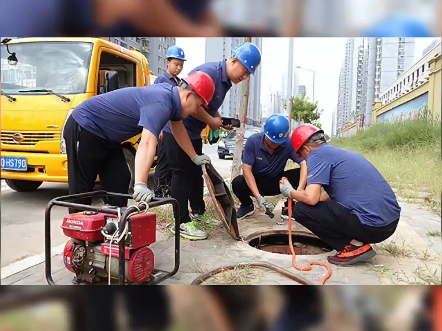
[231,37,252,181]
[288,96,294,132]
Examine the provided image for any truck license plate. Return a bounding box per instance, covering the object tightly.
[1,156,28,171]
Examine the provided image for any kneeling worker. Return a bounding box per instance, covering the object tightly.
[279,124,401,266]
[232,114,307,219]
[63,71,215,213]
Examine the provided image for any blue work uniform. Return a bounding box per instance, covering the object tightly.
[163,60,232,139]
[64,84,182,212]
[154,72,181,87]
[306,144,401,227]
[232,132,305,210]
[72,84,182,143]
[242,132,304,177]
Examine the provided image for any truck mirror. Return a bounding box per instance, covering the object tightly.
[104,71,119,93]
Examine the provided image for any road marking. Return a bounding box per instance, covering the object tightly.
[1,180,11,192]
[1,243,66,280]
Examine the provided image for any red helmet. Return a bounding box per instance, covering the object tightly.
[291,124,324,152]
[182,71,215,109]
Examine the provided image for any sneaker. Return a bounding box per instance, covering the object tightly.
[169,221,208,240]
[237,204,255,219]
[190,212,204,222]
[327,244,377,266]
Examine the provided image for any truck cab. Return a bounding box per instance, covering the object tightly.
[1,37,154,192]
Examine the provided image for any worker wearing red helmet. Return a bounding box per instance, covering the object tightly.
[231,114,308,219]
[280,124,401,266]
[63,71,215,213]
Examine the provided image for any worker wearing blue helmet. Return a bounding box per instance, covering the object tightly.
[231,114,308,219]
[159,41,262,240]
[153,45,187,199]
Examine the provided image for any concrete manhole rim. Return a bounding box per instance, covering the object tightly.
[242,229,334,257]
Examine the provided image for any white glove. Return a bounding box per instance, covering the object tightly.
[257,195,275,212]
[133,183,153,203]
[279,178,294,198]
[192,154,211,165]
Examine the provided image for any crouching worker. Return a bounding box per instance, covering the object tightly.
[232,114,308,219]
[279,124,401,266]
[63,71,215,214]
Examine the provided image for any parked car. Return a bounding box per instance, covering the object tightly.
[217,128,261,159]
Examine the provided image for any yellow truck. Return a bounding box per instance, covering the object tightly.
[1,37,155,192]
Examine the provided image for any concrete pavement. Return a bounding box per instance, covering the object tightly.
[0,144,233,269]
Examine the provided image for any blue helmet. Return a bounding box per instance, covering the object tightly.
[363,15,434,37]
[232,42,261,75]
[263,114,290,144]
[166,46,186,61]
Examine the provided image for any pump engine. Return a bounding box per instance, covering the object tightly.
[61,210,156,284]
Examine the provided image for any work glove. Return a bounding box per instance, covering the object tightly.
[257,195,275,212]
[192,154,211,165]
[133,182,153,203]
[280,178,294,198]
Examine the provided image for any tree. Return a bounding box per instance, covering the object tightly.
[287,94,322,124]
[230,37,252,181]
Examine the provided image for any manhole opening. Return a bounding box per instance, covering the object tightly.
[248,231,333,255]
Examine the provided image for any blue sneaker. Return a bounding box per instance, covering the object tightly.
[237,204,255,219]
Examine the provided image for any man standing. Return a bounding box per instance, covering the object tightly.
[153,45,186,198]
[231,114,307,219]
[279,124,401,266]
[63,72,215,213]
[160,42,262,240]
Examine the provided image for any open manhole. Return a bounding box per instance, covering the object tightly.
[247,231,333,255]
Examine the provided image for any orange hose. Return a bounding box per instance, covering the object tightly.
[283,177,333,285]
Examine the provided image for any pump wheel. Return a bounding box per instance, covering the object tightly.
[123,147,135,195]
[4,179,43,192]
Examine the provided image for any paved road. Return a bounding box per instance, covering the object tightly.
[1,144,234,268]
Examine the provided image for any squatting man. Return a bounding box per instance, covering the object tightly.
[278,124,401,266]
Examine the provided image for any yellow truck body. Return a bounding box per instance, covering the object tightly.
[1,37,154,192]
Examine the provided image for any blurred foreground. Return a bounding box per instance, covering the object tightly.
[0,285,438,331]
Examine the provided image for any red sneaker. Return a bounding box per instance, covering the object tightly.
[327,244,376,266]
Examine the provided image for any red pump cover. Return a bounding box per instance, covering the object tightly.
[129,212,157,249]
[61,211,117,242]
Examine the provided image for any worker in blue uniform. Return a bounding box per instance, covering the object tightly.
[153,46,187,199]
[280,124,401,266]
[63,71,215,214]
[160,42,262,240]
[231,114,307,219]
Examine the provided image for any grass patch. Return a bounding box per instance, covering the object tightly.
[197,263,265,285]
[427,230,441,237]
[148,194,223,237]
[331,119,441,215]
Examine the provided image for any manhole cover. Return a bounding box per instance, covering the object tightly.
[247,231,332,255]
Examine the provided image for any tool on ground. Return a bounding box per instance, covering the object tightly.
[282,177,333,285]
[202,163,240,240]
[44,191,181,285]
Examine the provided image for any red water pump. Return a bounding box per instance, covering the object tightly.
[45,191,180,285]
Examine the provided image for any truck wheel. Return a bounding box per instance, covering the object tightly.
[4,179,42,192]
[123,147,135,195]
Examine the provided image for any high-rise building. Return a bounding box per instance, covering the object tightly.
[107,37,176,77]
[364,37,415,126]
[298,85,306,98]
[205,37,263,127]
[336,37,415,131]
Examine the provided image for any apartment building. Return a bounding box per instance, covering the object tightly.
[336,38,415,131]
[107,37,176,77]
